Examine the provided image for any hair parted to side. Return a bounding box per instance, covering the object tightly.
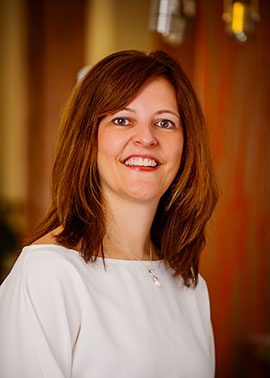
[26,50,218,287]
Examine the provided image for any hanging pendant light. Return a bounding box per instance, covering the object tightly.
[149,0,196,46]
[223,0,260,42]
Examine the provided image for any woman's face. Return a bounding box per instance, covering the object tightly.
[97,76,184,204]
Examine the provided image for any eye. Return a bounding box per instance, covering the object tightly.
[112,117,130,126]
[156,119,175,129]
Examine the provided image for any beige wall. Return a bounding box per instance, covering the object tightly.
[85,0,156,65]
[0,0,27,204]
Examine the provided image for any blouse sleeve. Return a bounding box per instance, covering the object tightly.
[0,248,82,378]
[198,275,216,374]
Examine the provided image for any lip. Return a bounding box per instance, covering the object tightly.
[121,154,161,165]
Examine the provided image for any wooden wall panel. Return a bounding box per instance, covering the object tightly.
[26,0,86,230]
[196,1,270,377]
[159,0,270,376]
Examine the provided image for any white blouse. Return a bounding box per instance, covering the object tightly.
[0,245,215,378]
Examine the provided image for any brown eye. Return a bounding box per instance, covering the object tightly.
[156,119,174,129]
[112,117,129,126]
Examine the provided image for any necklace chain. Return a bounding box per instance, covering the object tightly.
[121,244,161,288]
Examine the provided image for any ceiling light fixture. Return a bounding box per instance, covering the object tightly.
[223,0,260,42]
[149,0,196,46]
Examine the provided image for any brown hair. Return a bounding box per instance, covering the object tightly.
[26,50,218,287]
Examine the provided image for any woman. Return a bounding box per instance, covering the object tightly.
[0,50,218,378]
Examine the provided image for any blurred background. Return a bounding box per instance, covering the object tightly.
[0,0,269,376]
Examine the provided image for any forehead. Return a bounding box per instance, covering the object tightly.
[124,76,178,110]
[96,75,179,122]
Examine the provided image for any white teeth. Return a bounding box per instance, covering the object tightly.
[124,157,158,167]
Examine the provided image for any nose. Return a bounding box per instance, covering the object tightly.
[132,123,158,147]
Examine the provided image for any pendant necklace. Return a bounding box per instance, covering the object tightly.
[122,244,161,288]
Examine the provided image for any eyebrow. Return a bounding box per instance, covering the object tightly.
[122,107,180,119]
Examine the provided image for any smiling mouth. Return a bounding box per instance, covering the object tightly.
[122,157,159,168]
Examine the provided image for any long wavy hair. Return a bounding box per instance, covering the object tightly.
[26,50,219,287]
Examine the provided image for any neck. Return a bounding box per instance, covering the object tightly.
[102,193,160,260]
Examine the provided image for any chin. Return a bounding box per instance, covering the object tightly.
[122,185,163,202]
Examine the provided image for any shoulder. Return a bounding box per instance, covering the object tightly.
[196,274,209,293]
[4,245,87,293]
[21,244,81,268]
[0,245,89,322]
[194,274,211,299]
[21,243,79,263]
[192,274,212,319]
[0,245,83,369]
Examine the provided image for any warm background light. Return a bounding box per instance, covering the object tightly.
[232,2,245,33]
[0,0,269,377]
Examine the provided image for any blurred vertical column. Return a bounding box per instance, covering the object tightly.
[0,0,27,279]
[192,1,270,377]
[84,0,156,66]
[25,0,86,232]
[0,0,27,234]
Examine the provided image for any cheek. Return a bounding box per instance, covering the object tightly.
[165,139,184,190]
[98,128,129,162]
[170,134,184,167]
[97,129,110,176]
[97,128,108,155]
[98,129,116,160]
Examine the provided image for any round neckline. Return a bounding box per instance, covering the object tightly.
[25,244,163,264]
[95,256,163,264]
